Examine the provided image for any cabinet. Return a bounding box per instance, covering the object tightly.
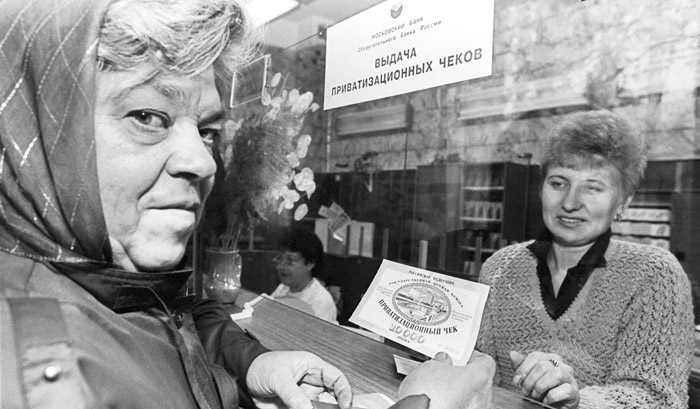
[458,162,538,276]
[612,206,672,249]
[612,161,674,249]
[624,159,700,324]
[412,161,541,276]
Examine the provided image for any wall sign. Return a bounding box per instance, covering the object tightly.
[324,0,494,110]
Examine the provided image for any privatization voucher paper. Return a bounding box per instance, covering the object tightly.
[350,260,489,366]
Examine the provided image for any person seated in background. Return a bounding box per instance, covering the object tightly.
[271,228,339,323]
[476,110,694,408]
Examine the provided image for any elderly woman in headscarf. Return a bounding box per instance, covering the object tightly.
[0,1,354,407]
[0,1,501,408]
[476,110,694,409]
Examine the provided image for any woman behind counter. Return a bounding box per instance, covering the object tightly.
[271,228,339,324]
[477,110,694,408]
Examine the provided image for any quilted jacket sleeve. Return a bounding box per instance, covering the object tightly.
[192,299,270,409]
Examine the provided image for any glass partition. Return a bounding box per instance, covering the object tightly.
[213,0,700,323]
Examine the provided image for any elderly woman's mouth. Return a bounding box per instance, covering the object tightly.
[147,208,198,226]
[151,200,201,212]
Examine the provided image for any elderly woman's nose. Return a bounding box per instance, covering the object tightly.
[167,124,217,179]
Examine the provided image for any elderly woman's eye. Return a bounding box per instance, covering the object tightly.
[127,110,169,128]
[199,128,219,146]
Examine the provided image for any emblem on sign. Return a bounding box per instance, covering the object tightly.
[390,3,403,18]
[392,283,451,325]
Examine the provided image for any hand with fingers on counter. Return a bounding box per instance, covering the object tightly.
[247,351,353,409]
[510,351,579,409]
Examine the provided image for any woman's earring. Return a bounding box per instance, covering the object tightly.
[614,212,623,222]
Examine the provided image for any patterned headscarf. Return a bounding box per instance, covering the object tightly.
[0,0,199,313]
[0,0,114,264]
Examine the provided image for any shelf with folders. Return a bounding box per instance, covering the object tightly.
[462,186,505,192]
[460,171,506,227]
[411,160,540,276]
[458,162,531,240]
[460,200,504,223]
[611,205,672,250]
[611,160,675,251]
[459,230,512,280]
[457,161,535,277]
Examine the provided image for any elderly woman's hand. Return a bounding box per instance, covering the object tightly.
[246,351,353,409]
[398,351,496,409]
[510,351,579,408]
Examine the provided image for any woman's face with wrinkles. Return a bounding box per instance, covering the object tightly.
[94,67,220,271]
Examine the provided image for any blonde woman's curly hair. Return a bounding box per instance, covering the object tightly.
[97,0,260,81]
[541,110,647,197]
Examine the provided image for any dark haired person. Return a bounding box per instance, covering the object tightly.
[271,228,338,323]
[477,110,694,408]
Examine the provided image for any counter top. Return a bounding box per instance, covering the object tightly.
[228,290,552,409]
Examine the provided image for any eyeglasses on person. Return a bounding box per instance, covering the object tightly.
[273,252,306,266]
